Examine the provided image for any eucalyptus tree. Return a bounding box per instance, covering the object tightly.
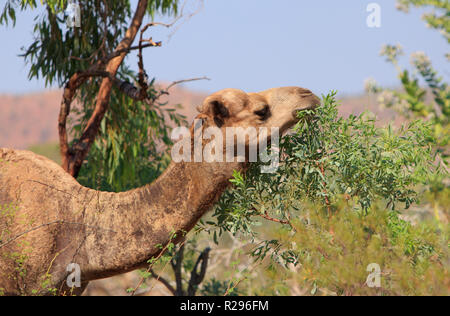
[1,0,186,191]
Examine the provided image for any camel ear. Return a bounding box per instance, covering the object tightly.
[199,98,230,128]
[210,100,230,128]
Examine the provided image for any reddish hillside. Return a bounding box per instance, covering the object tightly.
[0,91,62,149]
[0,88,399,149]
[0,85,207,149]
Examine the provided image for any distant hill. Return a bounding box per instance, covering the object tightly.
[0,86,399,150]
[0,84,207,149]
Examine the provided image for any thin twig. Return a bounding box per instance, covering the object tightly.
[102,42,162,63]
[317,162,332,215]
[146,76,210,105]
[166,77,210,90]
[149,268,177,296]
[167,0,205,41]
[224,253,268,297]
[129,235,186,296]
[257,211,291,225]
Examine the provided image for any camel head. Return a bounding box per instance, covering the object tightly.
[193,87,320,162]
[197,86,320,134]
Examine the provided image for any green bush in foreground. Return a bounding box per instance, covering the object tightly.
[201,92,448,296]
[249,203,448,296]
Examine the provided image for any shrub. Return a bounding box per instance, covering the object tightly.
[203,92,448,295]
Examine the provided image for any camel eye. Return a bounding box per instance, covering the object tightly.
[254,105,270,120]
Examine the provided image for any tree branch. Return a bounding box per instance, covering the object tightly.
[65,0,150,178]
[187,247,211,296]
[112,76,210,103]
[58,69,111,171]
[256,210,291,225]
[172,243,185,296]
[146,77,210,104]
[59,0,208,178]
[102,40,162,63]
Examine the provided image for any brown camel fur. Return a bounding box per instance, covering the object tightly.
[0,86,320,295]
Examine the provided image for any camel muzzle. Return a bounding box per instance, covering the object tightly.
[291,94,321,118]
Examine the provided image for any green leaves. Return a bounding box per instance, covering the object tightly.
[229,170,244,186]
[208,92,440,255]
[202,91,446,295]
[396,0,450,44]
[377,2,450,157]
[0,1,38,26]
[2,1,179,86]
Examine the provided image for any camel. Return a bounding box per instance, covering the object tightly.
[0,86,320,295]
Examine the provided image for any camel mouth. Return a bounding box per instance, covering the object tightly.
[291,95,321,119]
[291,105,316,119]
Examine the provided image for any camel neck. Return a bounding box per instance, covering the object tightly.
[81,160,244,279]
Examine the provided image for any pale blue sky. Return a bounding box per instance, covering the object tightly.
[0,0,448,96]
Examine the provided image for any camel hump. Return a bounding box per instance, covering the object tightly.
[1,148,57,172]
[0,147,80,188]
[1,148,45,163]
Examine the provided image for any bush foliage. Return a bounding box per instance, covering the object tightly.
[201,92,448,296]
